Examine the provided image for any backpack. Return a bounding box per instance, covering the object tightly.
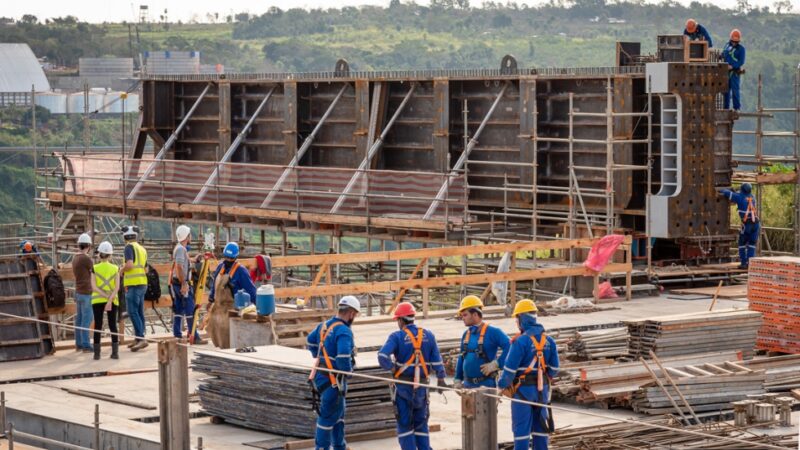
[43,269,66,309]
[144,263,162,301]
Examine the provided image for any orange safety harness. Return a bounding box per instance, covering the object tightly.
[309,321,344,388]
[394,327,429,387]
[461,322,489,360]
[744,197,759,223]
[502,333,548,398]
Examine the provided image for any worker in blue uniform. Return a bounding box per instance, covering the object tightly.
[684,19,713,47]
[453,295,510,389]
[720,183,760,269]
[306,296,360,450]
[498,299,559,450]
[723,29,746,112]
[378,302,447,450]
[208,242,257,305]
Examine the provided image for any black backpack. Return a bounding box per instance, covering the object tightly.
[144,264,162,301]
[43,268,66,309]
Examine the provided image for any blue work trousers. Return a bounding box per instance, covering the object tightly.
[315,385,346,450]
[739,221,760,268]
[511,385,551,450]
[394,384,430,450]
[171,282,199,340]
[724,72,741,111]
[125,285,147,339]
[74,293,94,350]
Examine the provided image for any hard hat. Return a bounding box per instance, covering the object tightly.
[97,241,114,255]
[685,19,697,33]
[740,183,752,194]
[393,302,416,320]
[121,225,138,240]
[22,241,33,252]
[338,295,361,312]
[176,225,191,242]
[77,233,92,245]
[512,299,538,317]
[730,29,741,42]
[458,295,484,313]
[223,242,240,259]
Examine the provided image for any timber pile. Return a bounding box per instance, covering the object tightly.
[739,354,800,392]
[748,256,800,354]
[193,346,395,438]
[624,309,761,359]
[564,327,628,361]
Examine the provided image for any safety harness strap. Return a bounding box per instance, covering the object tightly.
[309,321,344,388]
[517,333,548,392]
[744,197,758,223]
[460,322,489,360]
[394,327,429,385]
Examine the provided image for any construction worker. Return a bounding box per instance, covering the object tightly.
[73,233,95,353]
[306,296,361,450]
[497,299,559,450]
[91,241,120,360]
[720,183,760,269]
[723,29,746,112]
[378,302,447,450]
[121,225,149,352]
[208,242,257,306]
[453,295,510,389]
[19,240,40,256]
[171,225,204,343]
[683,19,713,47]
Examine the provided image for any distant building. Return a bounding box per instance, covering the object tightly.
[0,43,50,107]
[144,51,200,75]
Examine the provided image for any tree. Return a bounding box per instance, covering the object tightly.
[491,12,512,27]
[235,12,250,22]
[20,14,38,25]
[773,0,792,14]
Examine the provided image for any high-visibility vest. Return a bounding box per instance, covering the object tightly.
[394,327,429,386]
[309,321,344,388]
[123,242,148,287]
[92,261,119,305]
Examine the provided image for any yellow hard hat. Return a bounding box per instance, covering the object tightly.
[458,295,484,313]
[512,299,538,317]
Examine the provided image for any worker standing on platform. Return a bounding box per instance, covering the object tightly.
[453,295,510,389]
[207,242,257,305]
[683,19,713,47]
[378,302,447,450]
[306,296,360,450]
[723,29,746,112]
[122,225,149,352]
[498,300,559,450]
[720,183,760,269]
[171,225,204,343]
[91,242,120,360]
[73,233,95,353]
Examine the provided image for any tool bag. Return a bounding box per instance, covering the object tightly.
[43,268,66,309]
[144,263,161,301]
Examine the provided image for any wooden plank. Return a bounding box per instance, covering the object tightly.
[60,387,157,410]
[671,284,747,299]
[387,257,428,313]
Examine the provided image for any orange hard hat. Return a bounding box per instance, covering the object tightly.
[685,19,697,33]
[730,29,741,42]
[393,302,416,319]
[23,241,33,252]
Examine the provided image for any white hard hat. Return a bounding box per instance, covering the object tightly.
[176,225,191,242]
[121,225,138,239]
[98,241,114,255]
[77,233,92,245]
[338,295,361,311]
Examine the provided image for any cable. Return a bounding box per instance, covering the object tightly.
[0,311,793,450]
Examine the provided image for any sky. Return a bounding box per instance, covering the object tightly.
[4,0,795,23]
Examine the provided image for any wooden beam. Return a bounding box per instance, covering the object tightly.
[158,339,189,450]
[387,257,428,313]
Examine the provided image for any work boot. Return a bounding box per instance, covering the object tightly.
[93,343,101,360]
[193,337,207,345]
[130,340,149,352]
[126,341,137,348]
[110,342,119,360]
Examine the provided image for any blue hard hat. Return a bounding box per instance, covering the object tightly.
[740,183,752,194]
[223,242,240,259]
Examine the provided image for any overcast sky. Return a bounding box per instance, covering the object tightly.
[4,0,795,23]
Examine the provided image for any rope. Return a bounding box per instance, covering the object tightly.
[0,311,791,450]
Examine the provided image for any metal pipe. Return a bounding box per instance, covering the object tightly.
[128,83,212,199]
[424,82,509,220]
[331,83,417,214]
[261,83,349,208]
[94,404,100,449]
[193,86,276,204]
[10,429,93,450]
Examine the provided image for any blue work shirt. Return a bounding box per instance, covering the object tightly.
[307,317,355,389]
[721,189,758,223]
[455,323,510,385]
[723,41,746,71]
[378,323,446,380]
[684,23,713,48]
[209,260,257,303]
[498,319,559,390]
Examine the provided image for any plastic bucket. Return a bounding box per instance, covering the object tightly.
[257,284,276,316]
[234,289,251,309]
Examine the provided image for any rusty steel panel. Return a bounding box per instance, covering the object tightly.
[380,81,437,171]
[218,80,232,155]
[433,78,450,172]
[283,81,298,165]
[354,79,370,164]
[0,256,55,362]
[518,77,537,193]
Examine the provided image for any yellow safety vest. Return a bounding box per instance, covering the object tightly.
[92,261,119,305]
[123,242,148,287]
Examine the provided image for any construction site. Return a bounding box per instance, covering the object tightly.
[2,31,800,450]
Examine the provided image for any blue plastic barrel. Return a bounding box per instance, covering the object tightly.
[234,289,251,310]
[257,284,276,316]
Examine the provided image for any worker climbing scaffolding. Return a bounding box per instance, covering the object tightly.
[720,183,760,269]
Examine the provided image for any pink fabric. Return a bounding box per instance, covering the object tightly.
[583,234,626,272]
[597,281,618,299]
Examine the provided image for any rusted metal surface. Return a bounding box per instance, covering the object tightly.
[0,255,55,362]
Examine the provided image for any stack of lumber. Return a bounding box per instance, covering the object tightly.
[739,354,800,392]
[193,345,395,437]
[748,256,800,354]
[631,363,765,414]
[624,309,761,359]
[564,327,628,361]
